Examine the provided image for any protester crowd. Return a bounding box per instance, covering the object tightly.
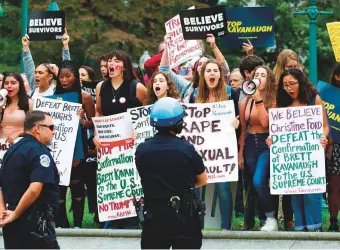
[1,27,339,234]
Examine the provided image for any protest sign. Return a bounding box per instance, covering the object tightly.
[82,81,99,103]
[28,11,65,41]
[46,92,84,160]
[0,138,22,168]
[93,113,143,222]
[180,101,238,183]
[269,106,326,195]
[317,81,340,143]
[165,6,202,68]
[180,5,227,40]
[326,22,340,62]
[34,96,81,186]
[221,7,275,48]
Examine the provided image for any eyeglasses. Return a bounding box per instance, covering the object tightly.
[37,124,55,131]
[283,81,298,89]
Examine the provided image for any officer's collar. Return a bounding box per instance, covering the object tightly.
[23,133,52,151]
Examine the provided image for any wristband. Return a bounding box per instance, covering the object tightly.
[255,100,263,104]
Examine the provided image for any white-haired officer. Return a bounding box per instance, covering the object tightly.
[135,97,207,249]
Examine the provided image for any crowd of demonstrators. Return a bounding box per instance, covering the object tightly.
[1,26,338,235]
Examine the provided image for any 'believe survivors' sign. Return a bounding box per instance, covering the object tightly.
[180,5,227,40]
[28,11,65,41]
[269,106,326,195]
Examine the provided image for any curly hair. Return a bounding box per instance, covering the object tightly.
[144,72,180,105]
[253,65,276,109]
[195,59,228,103]
[277,68,317,108]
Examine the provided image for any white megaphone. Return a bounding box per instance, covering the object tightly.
[241,79,261,95]
[0,89,8,106]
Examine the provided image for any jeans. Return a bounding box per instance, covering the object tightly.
[244,133,275,218]
[291,193,322,231]
[215,182,233,229]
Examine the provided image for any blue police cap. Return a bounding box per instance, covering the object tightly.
[150,97,184,127]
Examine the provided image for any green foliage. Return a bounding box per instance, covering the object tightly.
[0,0,337,82]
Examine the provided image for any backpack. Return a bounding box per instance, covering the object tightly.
[189,85,232,103]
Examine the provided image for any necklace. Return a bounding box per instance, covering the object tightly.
[111,85,122,103]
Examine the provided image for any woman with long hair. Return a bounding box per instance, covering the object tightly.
[0,73,33,143]
[273,49,299,83]
[144,72,180,105]
[193,59,239,231]
[79,65,96,84]
[55,60,95,229]
[238,65,278,231]
[93,50,147,229]
[272,68,329,232]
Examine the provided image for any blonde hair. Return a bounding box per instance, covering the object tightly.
[273,49,299,82]
[195,59,228,103]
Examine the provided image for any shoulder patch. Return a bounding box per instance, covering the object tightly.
[40,154,51,168]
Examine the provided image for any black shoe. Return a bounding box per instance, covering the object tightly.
[329,221,339,232]
[241,225,255,231]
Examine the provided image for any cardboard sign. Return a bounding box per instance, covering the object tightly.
[28,11,65,41]
[46,92,84,160]
[326,22,340,62]
[165,6,203,68]
[180,101,238,183]
[269,106,326,195]
[93,113,143,222]
[317,81,340,143]
[34,96,82,186]
[180,5,227,40]
[221,7,275,48]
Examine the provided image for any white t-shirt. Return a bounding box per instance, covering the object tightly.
[30,84,56,101]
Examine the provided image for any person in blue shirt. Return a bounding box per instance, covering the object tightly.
[0,110,60,249]
[135,97,207,249]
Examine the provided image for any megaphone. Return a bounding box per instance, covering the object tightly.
[0,89,8,106]
[241,79,261,95]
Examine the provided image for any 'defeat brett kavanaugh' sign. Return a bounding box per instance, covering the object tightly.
[28,11,65,41]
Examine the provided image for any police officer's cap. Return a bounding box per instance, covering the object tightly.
[150,97,184,127]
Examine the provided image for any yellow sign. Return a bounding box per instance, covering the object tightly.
[327,22,340,62]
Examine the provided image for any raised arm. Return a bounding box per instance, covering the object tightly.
[61,28,71,61]
[22,35,36,92]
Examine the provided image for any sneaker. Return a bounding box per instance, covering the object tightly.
[313,227,322,232]
[261,218,278,232]
[241,225,255,231]
[329,221,339,232]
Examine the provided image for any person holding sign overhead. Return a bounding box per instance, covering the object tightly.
[192,59,240,231]
[267,69,329,232]
[0,73,33,144]
[22,29,71,101]
[135,97,207,249]
[238,66,278,231]
[54,60,95,229]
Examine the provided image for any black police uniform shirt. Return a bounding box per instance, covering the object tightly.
[0,134,60,210]
[135,133,205,202]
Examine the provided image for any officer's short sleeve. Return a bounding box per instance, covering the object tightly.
[187,144,205,175]
[29,151,56,184]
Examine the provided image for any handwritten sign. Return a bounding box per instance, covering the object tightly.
[180,101,238,183]
[93,113,143,222]
[165,6,202,68]
[269,106,326,195]
[34,96,81,186]
[326,22,340,62]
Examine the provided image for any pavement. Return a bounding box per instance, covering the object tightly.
[1,229,340,249]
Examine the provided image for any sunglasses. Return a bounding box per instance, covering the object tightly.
[37,124,55,131]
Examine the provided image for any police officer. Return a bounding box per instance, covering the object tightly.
[0,110,60,249]
[135,97,207,249]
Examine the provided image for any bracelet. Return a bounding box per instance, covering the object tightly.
[255,100,263,104]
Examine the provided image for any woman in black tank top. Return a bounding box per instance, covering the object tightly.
[93,50,147,229]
